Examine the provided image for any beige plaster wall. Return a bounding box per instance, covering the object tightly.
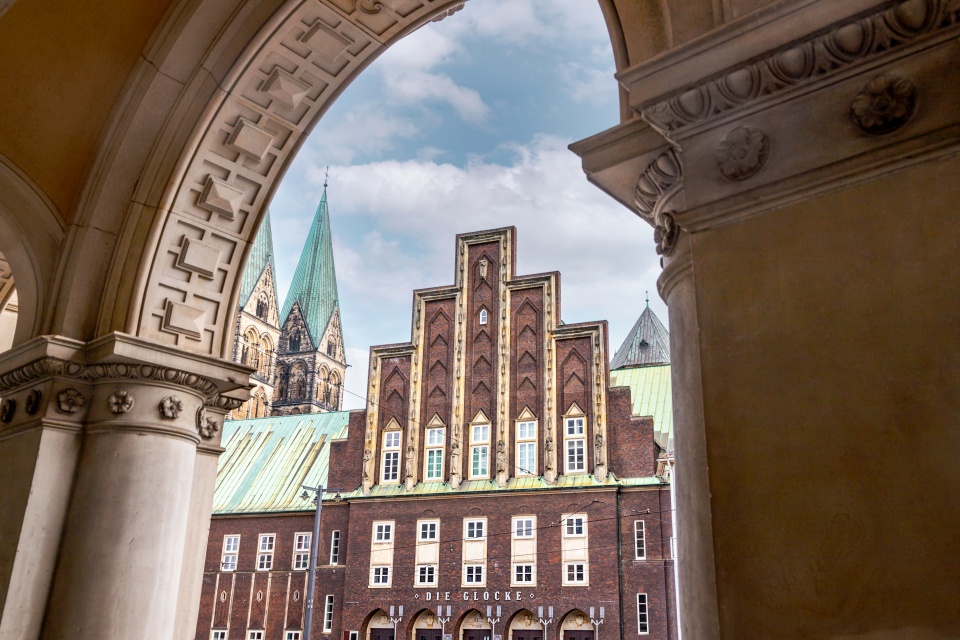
[691,153,960,638]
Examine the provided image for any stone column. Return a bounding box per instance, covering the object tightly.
[0,333,250,640]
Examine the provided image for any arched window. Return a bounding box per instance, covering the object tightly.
[289,333,300,352]
[276,365,289,399]
[329,371,341,409]
[479,309,488,325]
[327,339,335,357]
[256,293,268,320]
[259,335,273,379]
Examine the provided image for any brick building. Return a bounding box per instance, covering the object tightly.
[197,227,677,640]
[231,186,347,418]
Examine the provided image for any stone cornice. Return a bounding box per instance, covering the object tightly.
[639,0,960,138]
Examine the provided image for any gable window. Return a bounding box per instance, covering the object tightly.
[424,427,445,481]
[479,309,488,325]
[634,521,646,560]
[256,294,268,319]
[329,530,341,565]
[470,423,490,479]
[382,430,401,483]
[257,534,275,571]
[293,532,311,570]
[289,334,300,352]
[637,594,649,634]
[516,420,537,475]
[212,631,227,640]
[221,535,239,571]
[286,632,302,640]
[564,415,586,473]
[249,631,264,640]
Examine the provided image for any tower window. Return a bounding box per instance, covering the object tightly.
[470,423,490,479]
[479,309,488,325]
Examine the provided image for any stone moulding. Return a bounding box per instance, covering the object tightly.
[634,149,684,256]
[640,0,958,136]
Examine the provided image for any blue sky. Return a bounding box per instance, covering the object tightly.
[269,0,667,410]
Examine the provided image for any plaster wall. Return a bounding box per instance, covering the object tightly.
[691,153,960,639]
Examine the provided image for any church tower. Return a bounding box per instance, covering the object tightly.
[273,187,347,415]
[231,210,281,418]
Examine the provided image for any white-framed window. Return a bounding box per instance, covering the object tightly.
[374,522,393,542]
[323,595,335,632]
[212,631,227,640]
[372,566,390,585]
[382,430,401,483]
[349,632,360,640]
[514,564,534,583]
[416,564,437,585]
[634,521,646,560]
[470,423,490,479]
[479,309,488,325]
[257,534,275,571]
[516,420,537,475]
[465,519,485,539]
[329,530,341,565]
[464,564,484,584]
[249,632,264,640]
[424,427,445,480]
[565,562,586,584]
[637,593,649,634]
[419,521,438,540]
[564,515,586,537]
[513,517,534,538]
[286,632,302,640]
[564,416,586,473]
[293,532,311,570]
[221,534,239,571]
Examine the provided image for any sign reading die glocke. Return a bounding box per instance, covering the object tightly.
[196,227,678,640]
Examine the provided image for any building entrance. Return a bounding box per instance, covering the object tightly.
[513,631,543,640]
[563,631,593,640]
[463,630,491,640]
[372,629,396,640]
[417,629,442,640]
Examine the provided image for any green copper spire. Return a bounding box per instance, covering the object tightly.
[239,210,278,308]
[279,189,340,348]
[611,304,670,370]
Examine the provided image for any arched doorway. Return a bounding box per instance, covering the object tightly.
[557,610,593,640]
[410,609,443,640]
[506,609,541,640]
[458,609,491,640]
[365,609,395,640]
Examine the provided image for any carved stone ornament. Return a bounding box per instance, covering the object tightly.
[0,398,15,423]
[57,388,85,414]
[159,395,184,419]
[634,149,684,256]
[108,389,135,414]
[356,0,382,14]
[25,389,42,415]
[851,74,917,135]
[715,127,770,181]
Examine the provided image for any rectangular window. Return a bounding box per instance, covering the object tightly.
[637,594,649,634]
[416,564,437,585]
[323,595,335,632]
[425,448,444,480]
[382,431,401,483]
[634,521,646,560]
[517,420,537,440]
[466,520,485,539]
[565,438,585,473]
[329,530,341,565]
[426,427,445,446]
[293,532,311,570]
[375,523,393,542]
[372,566,390,585]
[465,564,484,584]
[286,632,302,640]
[471,423,489,443]
[257,534,275,571]
[470,423,490,479]
[350,632,360,640]
[249,632,264,640]
[516,441,536,476]
[565,416,585,436]
[514,564,534,583]
[564,515,585,537]
[513,517,534,538]
[419,521,438,540]
[565,563,586,584]
[221,535,239,571]
[212,632,227,640]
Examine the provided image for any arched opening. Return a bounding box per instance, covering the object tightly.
[557,610,592,640]
[259,334,274,380]
[329,370,341,409]
[317,365,330,405]
[409,608,442,640]
[0,252,17,353]
[364,608,394,640]
[506,609,541,640]
[457,609,491,640]
[290,362,307,400]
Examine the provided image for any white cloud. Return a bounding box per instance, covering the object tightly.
[382,70,490,123]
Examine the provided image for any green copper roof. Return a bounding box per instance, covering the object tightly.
[610,364,673,452]
[239,210,278,309]
[279,189,339,348]
[212,412,350,515]
[611,304,670,370]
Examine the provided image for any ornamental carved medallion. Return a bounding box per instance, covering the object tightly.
[25,389,42,415]
[108,389,135,414]
[715,126,770,181]
[198,406,220,439]
[0,398,15,423]
[159,395,184,419]
[57,388,85,414]
[850,74,917,135]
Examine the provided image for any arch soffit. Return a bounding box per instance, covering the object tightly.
[0,153,65,346]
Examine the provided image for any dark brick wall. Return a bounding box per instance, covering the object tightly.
[606,386,657,479]
[330,410,366,493]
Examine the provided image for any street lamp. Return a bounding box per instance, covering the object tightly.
[486,605,501,640]
[537,606,553,640]
[437,605,451,640]
[390,605,405,640]
[300,483,342,640]
[589,607,605,640]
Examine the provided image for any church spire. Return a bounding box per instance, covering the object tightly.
[239,210,278,310]
[611,303,670,370]
[279,187,340,349]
